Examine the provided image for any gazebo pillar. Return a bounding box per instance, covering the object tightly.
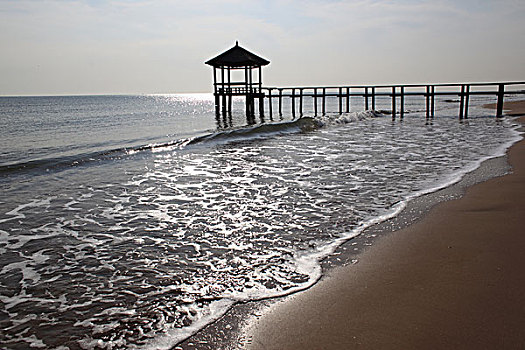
[213,68,220,116]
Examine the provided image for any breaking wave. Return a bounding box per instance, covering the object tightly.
[0,111,382,178]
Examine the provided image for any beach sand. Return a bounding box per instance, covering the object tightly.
[246,101,525,349]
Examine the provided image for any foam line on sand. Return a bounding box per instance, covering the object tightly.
[245,102,525,350]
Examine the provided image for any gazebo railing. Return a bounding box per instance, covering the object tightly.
[217,87,263,95]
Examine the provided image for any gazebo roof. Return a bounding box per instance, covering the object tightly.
[205,42,270,68]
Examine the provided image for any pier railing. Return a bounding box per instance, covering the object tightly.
[259,81,525,119]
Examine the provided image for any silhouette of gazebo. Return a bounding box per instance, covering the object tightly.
[205,41,270,119]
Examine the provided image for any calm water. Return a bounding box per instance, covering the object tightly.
[0,94,521,349]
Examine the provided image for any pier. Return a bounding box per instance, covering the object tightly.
[261,82,525,120]
[206,44,524,121]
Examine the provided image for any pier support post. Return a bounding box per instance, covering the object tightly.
[245,95,249,120]
[322,88,326,115]
[496,84,505,117]
[279,89,283,117]
[400,86,404,119]
[268,89,273,119]
[259,95,265,119]
[338,87,343,114]
[426,85,430,119]
[431,85,435,118]
[222,94,227,117]
[459,85,465,120]
[299,88,303,116]
[314,88,318,116]
[245,95,250,119]
[371,87,375,110]
[464,85,470,119]
[215,94,220,117]
[392,87,396,120]
[291,88,296,117]
[365,87,369,110]
[346,88,350,113]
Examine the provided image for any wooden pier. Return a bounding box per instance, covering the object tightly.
[261,82,525,120]
[206,44,524,122]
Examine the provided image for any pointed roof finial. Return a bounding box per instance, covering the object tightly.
[236,40,239,46]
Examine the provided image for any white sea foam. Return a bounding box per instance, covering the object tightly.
[0,197,55,224]
[1,97,522,349]
[142,298,236,350]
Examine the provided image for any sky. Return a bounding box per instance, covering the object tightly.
[1,0,524,95]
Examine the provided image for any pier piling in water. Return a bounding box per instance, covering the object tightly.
[338,87,343,114]
[464,85,470,119]
[346,88,350,113]
[371,87,376,111]
[392,87,396,121]
[291,89,296,117]
[426,86,431,119]
[299,89,304,116]
[322,88,326,115]
[459,85,465,120]
[497,84,505,117]
[279,89,283,117]
[314,88,318,116]
[364,87,369,110]
[431,86,435,118]
[268,89,273,119]
[400,87,404,119]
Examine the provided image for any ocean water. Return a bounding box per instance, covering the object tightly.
[0,93,522,349]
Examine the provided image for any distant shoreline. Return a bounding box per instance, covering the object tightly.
[484,99,525,116]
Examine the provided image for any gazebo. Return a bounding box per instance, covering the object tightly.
[205,41,270,119]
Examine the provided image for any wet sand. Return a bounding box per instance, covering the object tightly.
[246,101,525,349]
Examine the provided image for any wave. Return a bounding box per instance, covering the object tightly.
[0,111,381,178]
[0,140,189,178]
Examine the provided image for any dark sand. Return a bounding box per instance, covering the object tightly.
[246,101,525,349]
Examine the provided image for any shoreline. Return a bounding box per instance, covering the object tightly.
[173,153,515,350]
[242,101,525,349]
[173,101,524,349]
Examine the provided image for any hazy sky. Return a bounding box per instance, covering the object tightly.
[1,0,524,95]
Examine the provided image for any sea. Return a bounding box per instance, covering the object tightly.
[0,93,522,349]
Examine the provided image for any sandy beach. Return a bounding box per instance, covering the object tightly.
[246,101,525,349]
